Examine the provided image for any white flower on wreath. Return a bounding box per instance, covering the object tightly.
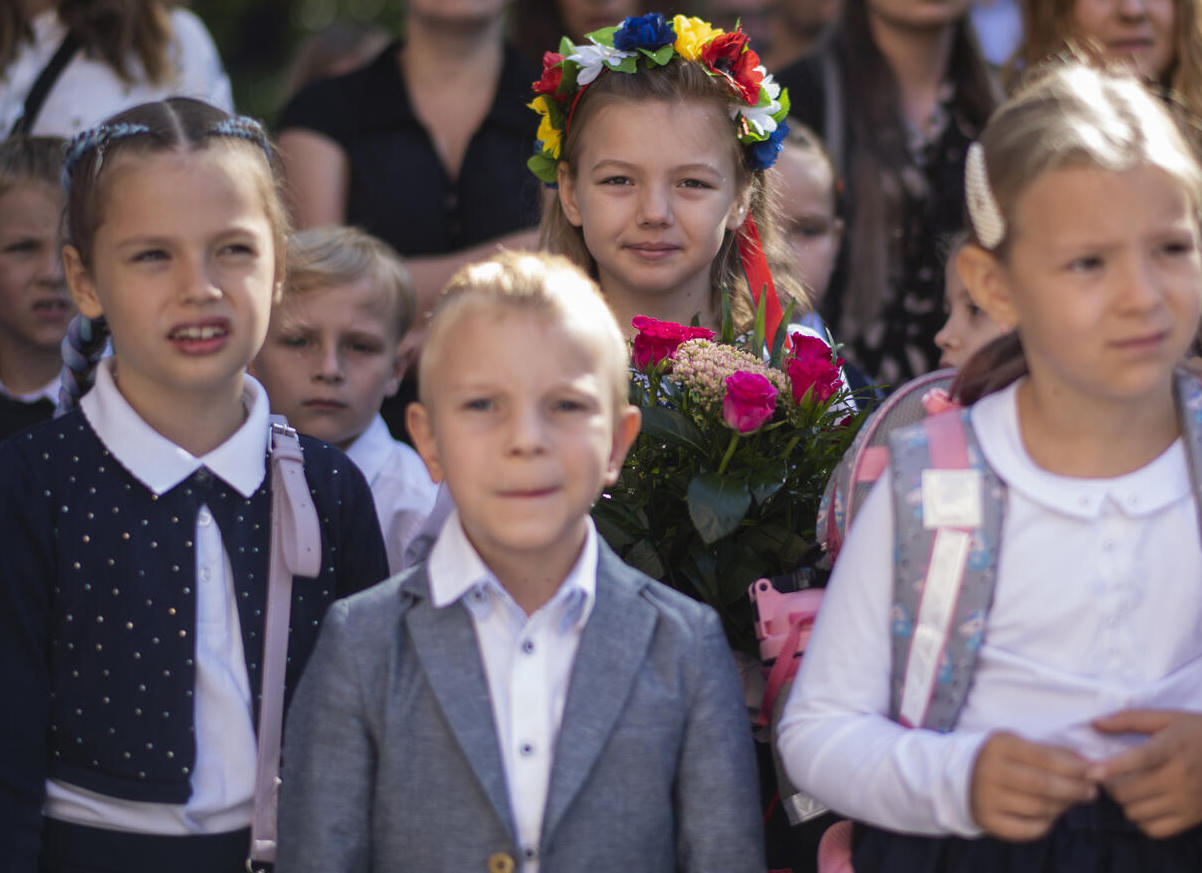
[567,39,637,85]
[731,69,782,138]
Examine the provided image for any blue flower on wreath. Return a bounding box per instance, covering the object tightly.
[746,121,790,171]
[613,13,675,51]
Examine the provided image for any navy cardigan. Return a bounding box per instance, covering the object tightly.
[0,411,389,869]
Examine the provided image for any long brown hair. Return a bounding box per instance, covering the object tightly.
[539,58,808,332]
[1,0,174,85]
[1014,0,1202,123]
[829,0,997,343]
[954,61,1202,403]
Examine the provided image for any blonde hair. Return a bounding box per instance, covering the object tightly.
[285,225,415,339]
[419,251,630,415]
[1015,0,1202,124]
[538,59,808,332]
[956,61,1202,402]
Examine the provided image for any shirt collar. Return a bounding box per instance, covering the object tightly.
[428,509,598,632]
[80,359,270,498]
[0,373,58,404]
[971,379,1190,519]
[344,414,393,484]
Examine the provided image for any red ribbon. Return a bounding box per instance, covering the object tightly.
[737,212,783,344]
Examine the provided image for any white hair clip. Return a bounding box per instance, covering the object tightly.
[965,142,1005,250]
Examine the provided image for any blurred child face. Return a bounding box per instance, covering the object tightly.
[1072,0,1176,82]
[64,149,277,413]
[935,251,1004,368]
[0,182,73,359]
[557,0,640,39]
[558,100,747,322]
[251,279,404,450]
[409,306,639,578]
[986,164,1200,404]
[771,144,842,304]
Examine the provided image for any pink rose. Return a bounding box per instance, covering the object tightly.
[786,333,843,404]
[631,315,716,369]
[723,371,777,433]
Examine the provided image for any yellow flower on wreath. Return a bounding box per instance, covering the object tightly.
[673,14,724,61]
[528,95,562,159]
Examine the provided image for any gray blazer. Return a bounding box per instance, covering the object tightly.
[276,541,765,873]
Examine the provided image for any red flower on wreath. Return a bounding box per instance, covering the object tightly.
[532,52,566,99]
[631,315,715,369]
[699,31,764,106]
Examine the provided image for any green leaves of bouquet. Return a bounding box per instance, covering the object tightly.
[594,298,863,652]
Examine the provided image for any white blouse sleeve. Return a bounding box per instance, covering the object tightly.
[776,472,991,837]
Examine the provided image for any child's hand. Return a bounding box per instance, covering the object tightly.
[1092,709,1202,838]
[970,731,1097,841]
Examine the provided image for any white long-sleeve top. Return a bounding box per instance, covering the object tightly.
[777,380,1202,837]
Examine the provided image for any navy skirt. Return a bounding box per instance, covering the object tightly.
[852,796,1202,873]
[39,818,251,873]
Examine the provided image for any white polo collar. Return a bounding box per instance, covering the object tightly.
[344,414,393,484]
[972,379,1189,520]
[80,359,270,498]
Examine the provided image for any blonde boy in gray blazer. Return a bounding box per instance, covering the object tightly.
[277,253,764,873]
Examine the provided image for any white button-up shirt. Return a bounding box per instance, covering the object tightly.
[779,379,1202,837]
[428,511,598,873]
[44,361,266,834]
[344,414,438,576]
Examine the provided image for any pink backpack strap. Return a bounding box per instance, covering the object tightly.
[248,418,322,869]
[887,409,1004,732]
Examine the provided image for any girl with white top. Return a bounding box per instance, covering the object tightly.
[778,61,1202,871]
[0,97,387,873]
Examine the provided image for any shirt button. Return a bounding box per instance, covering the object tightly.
[523,846,537,860]
[200,568,212,582]
[519,742,534,757]
[521,640,535,655]
[471,587,487,603]
[197,508,212,526]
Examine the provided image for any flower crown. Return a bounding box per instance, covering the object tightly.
[527,13,791,184]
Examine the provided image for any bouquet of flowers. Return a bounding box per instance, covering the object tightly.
[593,312,862,654]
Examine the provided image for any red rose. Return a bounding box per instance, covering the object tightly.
[786,333,843,404]
[532,52,565,99]
[699,31,763,106]
[631,315,715,369]
[723,371,778,433]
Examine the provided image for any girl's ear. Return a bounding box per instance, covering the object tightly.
[557,162,584,228]
[725,186,752,231]
[62,245,103,320]
[957,244,1018,330]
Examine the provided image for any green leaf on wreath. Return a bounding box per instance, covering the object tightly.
[687,473,751,544]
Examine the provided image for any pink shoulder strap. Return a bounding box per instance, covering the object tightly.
[248,418,321,869]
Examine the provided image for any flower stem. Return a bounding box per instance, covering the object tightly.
[717,431,740,475]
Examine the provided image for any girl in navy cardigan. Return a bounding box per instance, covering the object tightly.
[0,97,389,873]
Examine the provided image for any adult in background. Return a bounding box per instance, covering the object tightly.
[277,0,541,333]
[0,0,231,137]
[1015,0,1202,123]
[508,0,647,66]
[776,0,997,387]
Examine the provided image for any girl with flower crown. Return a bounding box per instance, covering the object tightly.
[532,12,809,343]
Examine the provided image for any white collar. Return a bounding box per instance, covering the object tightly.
[344,414,393,484]
[80,359,270,498]
[428,509,598,631]
[972,379,1189,519]
[0,373,58,405]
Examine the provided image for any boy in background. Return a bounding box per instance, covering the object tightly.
[251,225,437,573]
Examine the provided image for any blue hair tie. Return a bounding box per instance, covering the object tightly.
[61,122,151,193]
[56,314,109,417]
[210,116,274,166]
